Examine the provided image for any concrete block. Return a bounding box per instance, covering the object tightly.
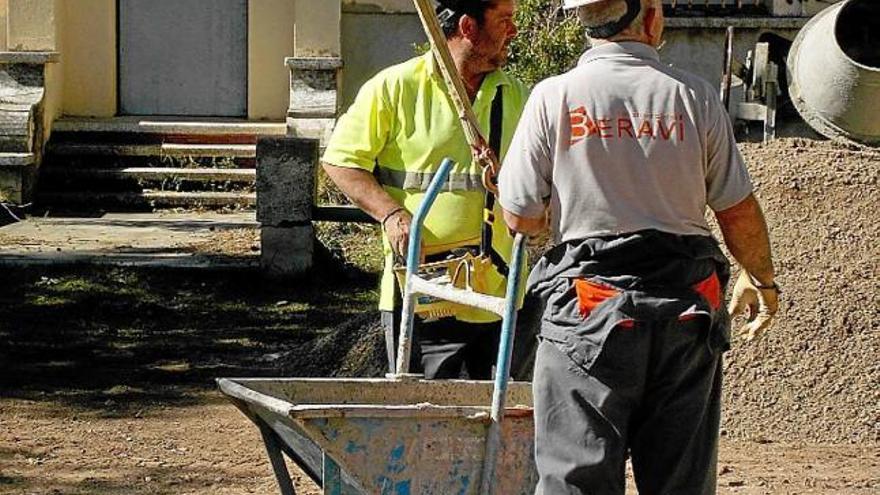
[260,225,314,278]
[256,136,318,225]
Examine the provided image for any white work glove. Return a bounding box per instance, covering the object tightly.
[728,271,780,342]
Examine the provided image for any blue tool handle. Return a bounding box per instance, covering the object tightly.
[479,232,526,494]
[491,232,526,414]
[394,157,456,376]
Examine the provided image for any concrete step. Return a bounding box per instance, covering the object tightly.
[51,118,287,146]
[44,167,256,183]
[53,117,288,135]
[38,191,256,209]
[0,152,35,167]
[53,117,286,135]
[48,142,256,158]
[42,154,256,170]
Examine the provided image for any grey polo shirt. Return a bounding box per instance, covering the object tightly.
[498,42,753,243]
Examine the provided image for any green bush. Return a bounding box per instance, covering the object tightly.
[507,0,586,87]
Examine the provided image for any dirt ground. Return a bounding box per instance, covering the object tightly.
[1,138,878,494]
[2,397,877,495]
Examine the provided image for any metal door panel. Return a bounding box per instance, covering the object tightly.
[119,0,247,116]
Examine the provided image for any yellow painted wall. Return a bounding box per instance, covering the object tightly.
[61,0,116,117]
[0,0,8,51]
[43,0,63,145]
[7,0,59,51]
[248,0,296,120]
[43,60,63,145]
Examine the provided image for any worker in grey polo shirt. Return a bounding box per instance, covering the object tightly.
[498,0,780,493]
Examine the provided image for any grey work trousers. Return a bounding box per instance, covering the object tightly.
[533,317,723,495]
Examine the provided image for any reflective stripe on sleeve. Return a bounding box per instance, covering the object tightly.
[374,165,486,192]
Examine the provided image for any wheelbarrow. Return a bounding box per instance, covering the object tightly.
[218,158,536,494]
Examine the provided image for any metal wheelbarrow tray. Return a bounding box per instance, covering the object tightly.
[218,377,536,494]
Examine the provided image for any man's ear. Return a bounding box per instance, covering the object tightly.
[643,6,659,41]
[458,14,480,42]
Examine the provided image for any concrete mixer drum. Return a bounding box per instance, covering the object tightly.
[787,0,880,147]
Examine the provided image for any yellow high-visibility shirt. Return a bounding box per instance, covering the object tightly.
[322,52,529,322]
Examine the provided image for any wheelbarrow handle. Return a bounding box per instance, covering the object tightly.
[394,157,456,376]
[480,232,526,495]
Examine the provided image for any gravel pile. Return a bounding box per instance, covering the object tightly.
[279,312,388,379]
[721,138,879,444]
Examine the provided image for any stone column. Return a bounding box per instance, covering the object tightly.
[286,57,343,147]
[256,137,319,278]
[0,52,59,203]
[1,0,62,204]
[287,0,343,146]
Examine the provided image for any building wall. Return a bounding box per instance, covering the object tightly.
[48,0,297,119]
[295,0,341,57]
[661,26,802,91]
[61,0,115,117]
[337,4,807,109]
[0,0,8,51]
[342,0,414,14]
[249,0,296,120]
[340,11,424,108]
[7,0,60,51]
[339,1,422,108]
[0,0,825,122]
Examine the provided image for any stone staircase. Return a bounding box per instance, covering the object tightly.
[36,118,286,213]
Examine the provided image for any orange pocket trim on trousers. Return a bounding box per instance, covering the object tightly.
[574,279,621,318]
[692,272,722,311]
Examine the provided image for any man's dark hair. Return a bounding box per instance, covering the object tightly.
[436,0,497,38]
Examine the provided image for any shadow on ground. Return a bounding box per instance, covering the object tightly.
[0,252,386,416]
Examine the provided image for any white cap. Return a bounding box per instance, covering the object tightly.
[563,0,613,9]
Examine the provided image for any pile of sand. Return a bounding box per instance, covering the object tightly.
[721,138,879,444]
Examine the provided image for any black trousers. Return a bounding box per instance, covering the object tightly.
[381,310,501,379]
[381,263,540,380]
[533,317,723,495]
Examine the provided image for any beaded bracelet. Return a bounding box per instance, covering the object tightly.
[750,275,781,293]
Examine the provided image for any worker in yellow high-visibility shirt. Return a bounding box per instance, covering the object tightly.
[321,0,530,379]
